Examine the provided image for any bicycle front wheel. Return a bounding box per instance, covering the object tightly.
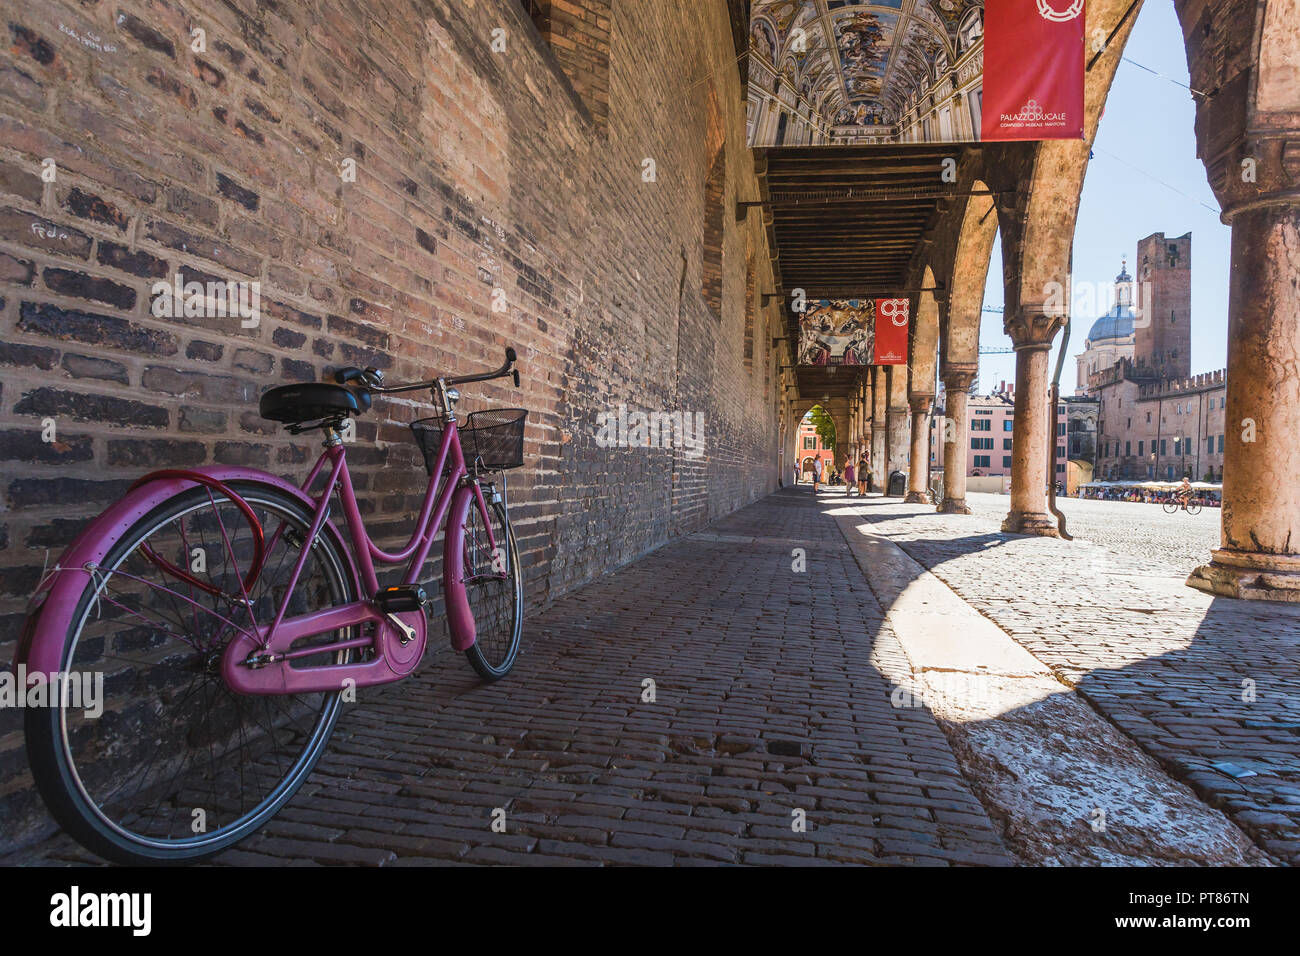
[1187,501,1203,515]
[461,493,523,681]
[25,481,356,864]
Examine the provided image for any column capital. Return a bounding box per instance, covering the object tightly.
[1004,308,1063,350]
[908,393,933,414]
[941,365,977,391]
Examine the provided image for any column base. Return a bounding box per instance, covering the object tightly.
[1187,549,1300,602]
[1000,511,1060,537]
[903,491,927,504]
[938,498,970,515]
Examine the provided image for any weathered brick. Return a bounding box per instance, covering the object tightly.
[0,162,42,203]
[216,171,259,211]
[13,387,168,428]
[0,429,94,463]
[60,352,130,383]
[116,13,176,59]
[0,342,57,370]
[43,267,137,309]
[0,252,35,285]
[0,207,91,258]
[97,241,169,278]
[18,301,178,354]
[178,405,227,433]
[185,340,223,361]
[107,438,206,467]
[63,187,129,231]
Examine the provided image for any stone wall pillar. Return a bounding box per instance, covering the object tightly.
[1188,201,1300,600]
[939,367,976,513]
[1173,0,1300,599]
[904,393,933,503]
[885,364,910,494]
[871,366,887,490]
[1002,310,1062,535]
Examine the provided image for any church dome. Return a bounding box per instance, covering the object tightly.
[1086,304,1135,343]
[1086,258,1136,343]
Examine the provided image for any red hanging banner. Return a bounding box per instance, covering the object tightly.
[981,1,1086,141]
[872,299,909,365]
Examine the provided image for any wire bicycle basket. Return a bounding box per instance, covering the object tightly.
[410,408,527,476]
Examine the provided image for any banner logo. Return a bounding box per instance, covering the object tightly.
[1036,0,1084,21]
[879,299,909,326]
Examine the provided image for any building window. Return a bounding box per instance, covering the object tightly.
[1146,411,1151,423]
[974,455,990,468]
[1003,456,1013,468]
[1218,434,1224,453]
[1173,438,1181,454]
[1056,463,1066,473]
[972,418,991,431]
[1138,440,1144,456]
[1160,439,1167,455]
[972,437,993,450]
[1003,420,1014,432]
[1056,423,1066,436]
[1125,441,1131,456]
[1003,438,1013,450]
[803,436,816,450]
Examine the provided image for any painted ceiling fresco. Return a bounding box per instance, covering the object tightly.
[751,1,983,132]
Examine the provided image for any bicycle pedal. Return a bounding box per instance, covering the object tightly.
[374,585,427,614]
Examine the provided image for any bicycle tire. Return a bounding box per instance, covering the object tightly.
[462,497,523,682]
[25,481,355,864]
[1186,501,1202,515]
[1162,501,1179,514]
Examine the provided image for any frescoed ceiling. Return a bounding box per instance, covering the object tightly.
[751,1,983,129]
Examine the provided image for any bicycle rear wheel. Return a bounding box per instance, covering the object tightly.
[461,492,523,681]
[1187,501,1203,515]
[25,482,355,864]
[1162,500,1179,514]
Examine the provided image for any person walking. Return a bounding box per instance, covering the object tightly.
[811,455,823,493]
[844,459,856,496]
[859,455,869,496]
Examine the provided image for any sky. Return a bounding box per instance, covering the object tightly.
[976,1,1231,395]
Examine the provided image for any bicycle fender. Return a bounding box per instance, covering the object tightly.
[443,485,478,652]
[12,467,358,677]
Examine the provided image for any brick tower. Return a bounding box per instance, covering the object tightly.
[1134,231,1192,381]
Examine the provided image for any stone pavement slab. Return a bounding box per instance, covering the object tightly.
[832,504,1268,865]
[838,490,1300,865]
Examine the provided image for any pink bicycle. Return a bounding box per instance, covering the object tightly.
[15,348,527,863]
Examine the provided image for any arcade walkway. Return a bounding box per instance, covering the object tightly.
[7,487,1294,866]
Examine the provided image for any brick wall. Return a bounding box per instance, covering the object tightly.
[0,0,780,843]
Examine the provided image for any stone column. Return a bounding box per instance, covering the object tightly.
[1188,201,1300,600]
[1002,310,1062,535]
[904,393,933,503]
[885,364,910,493]
[1170,3,1300,597]
[871,366,887,491]
[939,367,976,514]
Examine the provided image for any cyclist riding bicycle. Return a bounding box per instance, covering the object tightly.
[1176,476,1192,509]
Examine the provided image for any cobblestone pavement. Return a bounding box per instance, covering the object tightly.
[964,492,1220,571]
[3,488,1013,867]
[844,492,1300,865]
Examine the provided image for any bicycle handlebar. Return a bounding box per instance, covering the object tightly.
[333,346,519,395]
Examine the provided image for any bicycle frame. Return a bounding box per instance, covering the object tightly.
[220,415,500,695]
[15,414,501,698]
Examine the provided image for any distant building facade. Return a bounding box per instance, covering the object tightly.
[931,382,1070,482]
[1078,232,1227,482]
[797,417,834,479]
